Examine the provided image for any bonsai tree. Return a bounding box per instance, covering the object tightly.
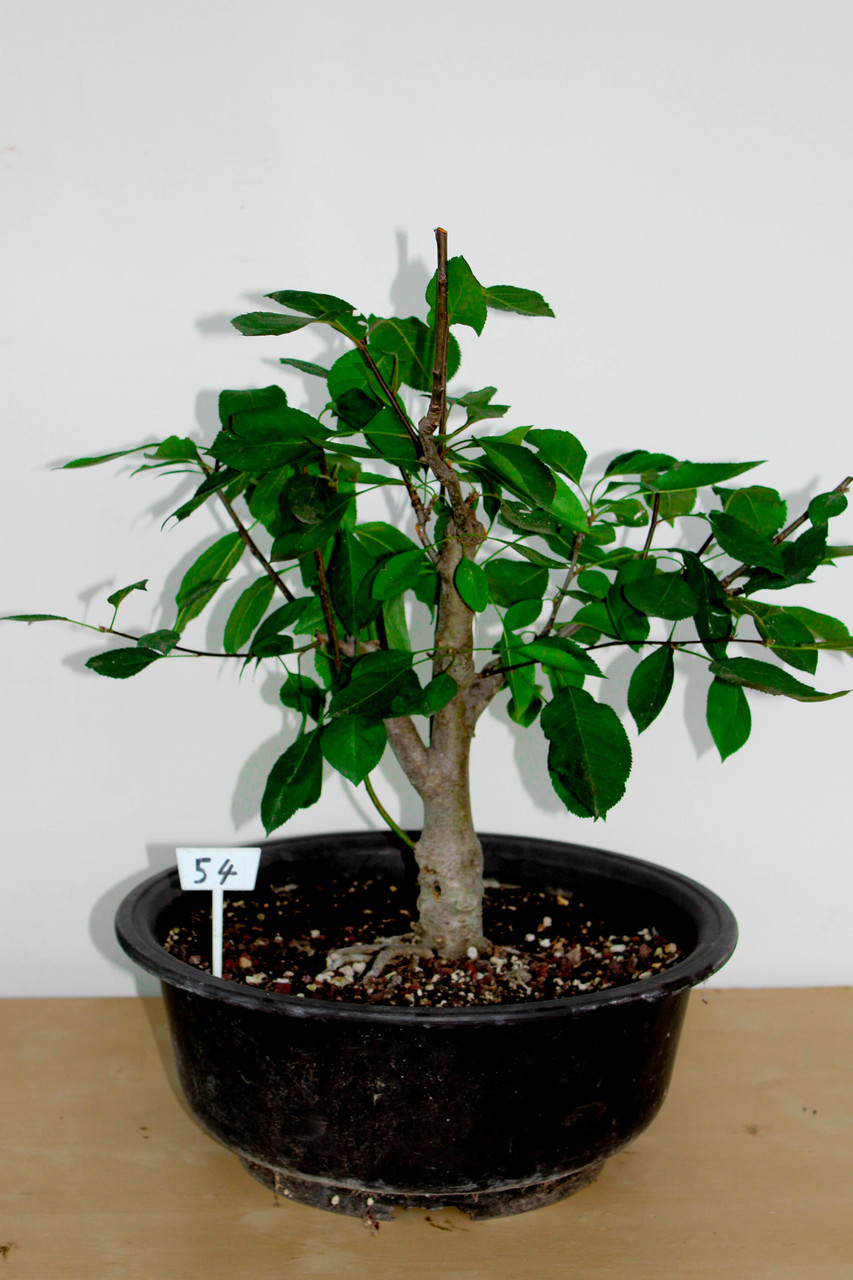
[7,229,851,963]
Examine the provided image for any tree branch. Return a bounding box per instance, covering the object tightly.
[213,485,296,602]
[641,493,660,558]
[384,714,432,794]
[313,549,342,674]
[539,532,585,637]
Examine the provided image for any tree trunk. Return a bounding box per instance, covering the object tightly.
[403,531,488,958]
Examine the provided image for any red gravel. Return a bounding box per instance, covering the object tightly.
[164,872,684,1008]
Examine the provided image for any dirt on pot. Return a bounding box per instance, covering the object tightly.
[163,871,683,1007]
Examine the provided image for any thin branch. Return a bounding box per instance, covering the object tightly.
[417,228,485,555]
[196,458,296,603]
[363,775,417,851]
[313,549,342,674]
[354,340,422,452]
[95,625,254,658]
[539,532,585,637]
[384,714,432,794]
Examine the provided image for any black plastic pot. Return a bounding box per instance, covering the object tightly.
[115,831,737,1219]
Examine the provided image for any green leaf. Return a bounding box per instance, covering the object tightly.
[327,347,398,404]
[541,687,632,819]
[247,599,308,656]
[503,599,544,631]
[355,522,420,560]
[499,631,539,719]
[379,594,411,652]
[279,672,326,721]
[279,357,331,379]
[485,559,549,608]
[706,678,752,761]
[265,289,356,317]
[426,255,488,335]
[483,285,555,317]
[526,429,587,484]
[628,646,674,733]
[513,545,566,569]
[86,647,161,679]
[708,512,784,573]
[107,580,148,610]
[518,636,604,677]
[261,730,324,833]
[223,578,275,654]
[281,473,338,525]
[2,613,69,623]
[549,475,588,532]
[419,672,458,716]
[232,311,320,337]
[170,468,243,525]
[622,570,698,621]
[370,317,461,393]
[730,599,818,674]
[709,657,847,702]
[270,494,352,561]
[363,406,421,469]
[329,530,379,634]
[137,629,180,655]
[454,558,490,612]
[715,485,787,536]
[575,570,611,599]
[329,650,421,719]
[320,716,387,784]
[447,386,509,428]
[476,440,556,509]
[61,445,151,469]
[680,550,732,656]
[648,489,695,524]
[644,460,765,493]
[218,385,288,429]
[605,450,677,476]
[370,549,426,602]
[174,533,245,631]
[209,406,326,473]
[808,491,848,525]
[783,606,852,645]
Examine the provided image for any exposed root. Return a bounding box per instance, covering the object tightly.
[321,933,434,988]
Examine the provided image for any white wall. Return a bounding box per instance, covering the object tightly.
[2,0,851,996]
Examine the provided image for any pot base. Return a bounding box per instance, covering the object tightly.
[240,1154,606,1220]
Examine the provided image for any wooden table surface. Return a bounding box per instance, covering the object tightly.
[0,989,850,1279]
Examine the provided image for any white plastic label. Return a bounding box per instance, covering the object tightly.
[176,848,261,892]
[175,848,261,980]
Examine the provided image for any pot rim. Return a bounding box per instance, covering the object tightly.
[115,830,737,1026]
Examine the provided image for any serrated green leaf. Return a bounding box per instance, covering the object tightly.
[605,450,677,477]
[541,686,632,819]
[783,606,851,644]
[321,716,386,784]
[329,530,379,635]
[708,511,784,573]
[476,440,556,509]
[447,386,509,428]
[363,406,421,469]
[218,385,287,430]
[709,656,847,701]
[379,594,411,652]
[329,650,421,719]
[265,289,356,317]
[526,428,587,485]
[370,549,426,602]
[575,570,611,600]
[61,445,151,469]
[426,256,488,335]
[622,570,698,621]
[518,636,604,677]
[645,460,764,493]
[680,550,732,656]
[499,630,539,718]
[137,629,180,655]
[281,473,338,525]
[174,533,245,632]
[454,558,490,612]
[279,672,326,721]
[485,559,549,608]
[86,647,161,679]
[419,672,459,716]
[483,285,555,317]
[503,599,544,631]
[706,678,752,760]
[247,599,308,656]
[628,645,674,733]
[270,494,352,561]
[1,613,69,623]
[550,475,588,532]
[808,491,848,525]
[232,311,321,337]
[223,578,275,653]
[715,485,787,536]
[261,729,324,833]
[107,580,148,610]
[370,316,461,393]
[279,357,331,379]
